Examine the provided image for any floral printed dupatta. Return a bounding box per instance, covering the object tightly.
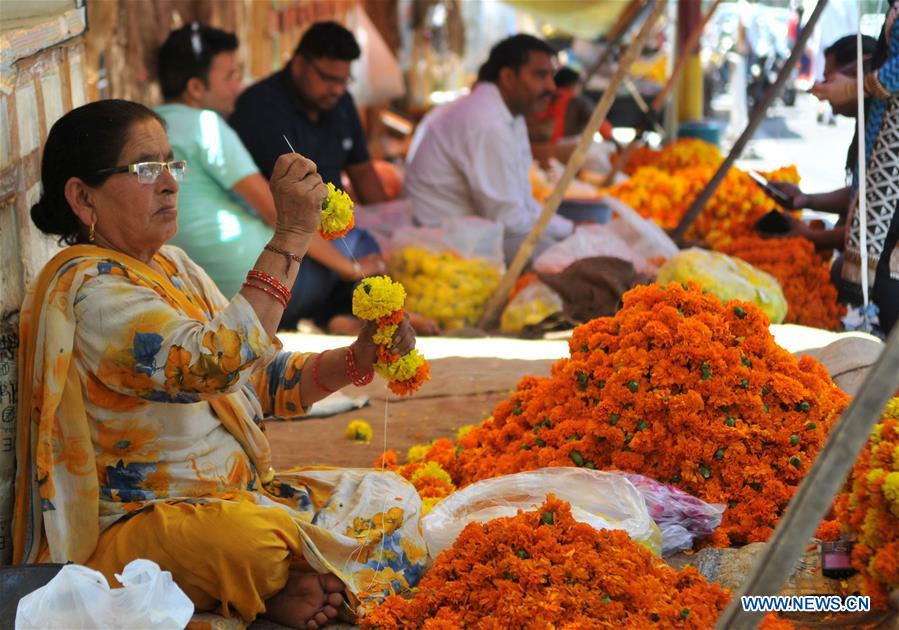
[13,245,272,565]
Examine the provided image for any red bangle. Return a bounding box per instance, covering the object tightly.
[346,346,374,386]
[311,351,336,394]
[247,269,291,303]
[242,281,288,308]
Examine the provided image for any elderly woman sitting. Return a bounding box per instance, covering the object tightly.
[13,100,426,628]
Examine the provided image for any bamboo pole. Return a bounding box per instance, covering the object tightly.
[671,0,828,242]
[716,325,899,629]
[602,0,722,186]
[478,0,669,330]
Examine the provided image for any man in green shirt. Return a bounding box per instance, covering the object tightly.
[156,23,392,330]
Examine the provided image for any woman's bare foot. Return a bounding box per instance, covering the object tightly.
[264,570,345,629]
[327,315,364,336]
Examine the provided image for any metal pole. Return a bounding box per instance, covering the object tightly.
[671,0,829,242]
[478,0,669,330]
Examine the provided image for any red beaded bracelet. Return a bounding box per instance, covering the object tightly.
[242,281,288,308]
[247,269,291,303]
[346,345,374,386]
[311,351,336,394]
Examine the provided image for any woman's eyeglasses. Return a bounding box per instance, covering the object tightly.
[95,160,188,184]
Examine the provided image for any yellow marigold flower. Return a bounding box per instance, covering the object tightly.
[373,324,398,347]
[882,472,899,507]
[871,423,883,445]
[410,461,454,486]
[320,182,355,240]
[407,442,431,464]
[456,424,476,441]
[376,349,425,382]
[345,419,373,442]
[884,397,899,420]
[866,468,886,486]
[352,276,406,320]
[861,507,881,546]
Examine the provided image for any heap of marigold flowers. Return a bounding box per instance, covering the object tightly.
[352,276,430,396]
[389,247,501,330]
[361,496,792,629]
[607,138,801,247]
[373,444,456,515]
[600,166,691,229]
[431,283,848,546]
[721,234,846,330]
[832,397,899,609]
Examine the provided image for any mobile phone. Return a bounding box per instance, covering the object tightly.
[747,171,792,205]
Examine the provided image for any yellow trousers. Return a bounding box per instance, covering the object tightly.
[85,501,304,621]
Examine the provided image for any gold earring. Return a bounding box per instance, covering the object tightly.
[89,221,95,243]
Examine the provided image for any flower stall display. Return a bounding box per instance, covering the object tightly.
[833,398,899,609]
[600,167,691,229]
[389,247,501,330]
[720,235,846,330]
[657,249,788,324]
[361,496,792,629]
[434,283,848,546]
[352,276,431,396]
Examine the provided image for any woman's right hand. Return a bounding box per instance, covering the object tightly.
[270,153,326,238]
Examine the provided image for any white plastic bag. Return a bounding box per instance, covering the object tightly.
[421,468,662,558]
[533,224,648,275]
[601,194,679,265]
[16,559,194,629]
[388,216,505,269]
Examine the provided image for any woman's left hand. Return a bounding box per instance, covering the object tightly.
[351,314,417,373]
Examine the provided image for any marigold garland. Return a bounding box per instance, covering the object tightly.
[429,283,848,546]
[319,182,356,240]
[832,398,899,609]
[720,235,846,330]
[352,276,431,396]
[361,496,790,629]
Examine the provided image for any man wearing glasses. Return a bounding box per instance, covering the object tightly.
[230,21,386,204]
[229,21,403,334]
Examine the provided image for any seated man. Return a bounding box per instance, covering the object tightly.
[229,22,419,335]
[157,23,399,334]
[404,34,575,264]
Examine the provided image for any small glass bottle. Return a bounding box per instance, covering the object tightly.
[820,540,856,579]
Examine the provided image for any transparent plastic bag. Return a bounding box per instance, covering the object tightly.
[499,280,564,333]
[421,468,662,558]
[657,248,788,324]
[601,195,679,268]
[621,473,726,556]
[16,559,194,629]
[388,216,505,270]
[533,224,648,275]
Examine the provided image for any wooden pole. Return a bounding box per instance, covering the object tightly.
[671,0,829,242]
[478,0,669,330]
[602,0,722,186]
[716,325,899,629]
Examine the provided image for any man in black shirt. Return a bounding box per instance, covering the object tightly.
[230,21,387,202]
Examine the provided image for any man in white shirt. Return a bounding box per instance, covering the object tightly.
[404,34,575,264]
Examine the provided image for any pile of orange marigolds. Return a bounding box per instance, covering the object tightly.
[418,283,849,547]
